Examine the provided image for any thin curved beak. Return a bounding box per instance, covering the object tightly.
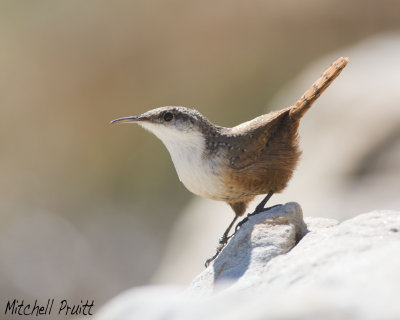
[110,116,148,124]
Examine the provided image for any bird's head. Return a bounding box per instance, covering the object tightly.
[111,106,214,147]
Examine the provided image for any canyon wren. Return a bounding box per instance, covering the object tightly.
[111,57,349,266]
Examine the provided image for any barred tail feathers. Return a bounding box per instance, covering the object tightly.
[289,57,349,120]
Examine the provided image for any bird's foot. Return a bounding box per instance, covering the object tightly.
[234,204,282,232]
[204,215,239,267]
[205,204,282,267]
[204,202,283,267]
[204,244,223,268]
[204,234,233,268]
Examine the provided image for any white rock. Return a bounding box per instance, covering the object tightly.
[96,207,400,320]
[187,202,307,296]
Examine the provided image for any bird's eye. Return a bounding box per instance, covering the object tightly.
[163,112,174,122]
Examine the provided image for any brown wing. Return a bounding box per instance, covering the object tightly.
[222,107,301,196]
[226,107,292,170]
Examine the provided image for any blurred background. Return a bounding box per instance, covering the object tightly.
[1,0,400,317]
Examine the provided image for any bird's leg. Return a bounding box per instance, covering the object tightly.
[254,191,274,213]
[204,215,239,267]
[219,215,239,244]
[235,191,276,232]
[205,192,276,267]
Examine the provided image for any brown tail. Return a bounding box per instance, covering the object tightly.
[289,57,349,120]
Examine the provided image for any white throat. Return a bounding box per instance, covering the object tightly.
[139,122,224,199]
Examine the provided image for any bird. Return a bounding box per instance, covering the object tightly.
[111,57,349,266]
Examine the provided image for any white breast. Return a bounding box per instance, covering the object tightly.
[139,122,225,200]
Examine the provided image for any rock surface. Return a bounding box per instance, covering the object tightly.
[96,204,400,320]
[188,202,308,296]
